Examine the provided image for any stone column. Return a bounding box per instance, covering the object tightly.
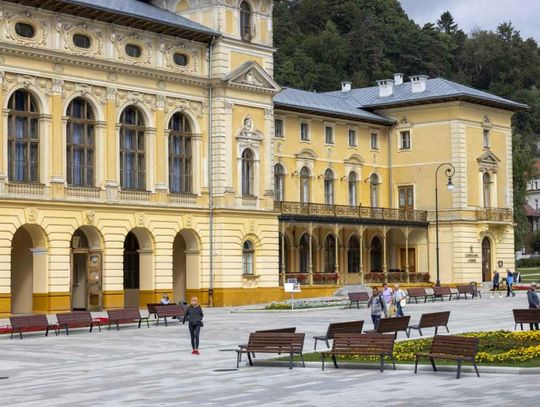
[405,227,410,284]
[383,226,388,283]
[358,225,364,285]
[308,223,313,285]
[105,88,118,200]
[50,79,65,198]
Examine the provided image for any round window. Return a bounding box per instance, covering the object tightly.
[15,22,35,38]
[173,53,189,66]
[125,43,142,58]
[73,33,92,49]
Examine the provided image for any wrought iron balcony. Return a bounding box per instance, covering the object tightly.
[275,201,428,225]
[475,208,513,222]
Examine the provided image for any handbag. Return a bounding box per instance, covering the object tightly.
[388,304,397,317]
[200,321,204,327]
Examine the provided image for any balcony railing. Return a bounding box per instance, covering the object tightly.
[476,208,513,222]
[65,186,102,201]
[169,193,197,207]
[6,183,47,198]
[275,201,428,223]
[119,190,152,203]
[242,195,258,208]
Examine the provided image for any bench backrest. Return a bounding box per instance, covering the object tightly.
[348,292,369,302]
[429,335,479,358]
[376,316,410,333]
[246,332,305,353]
[256,327,297,333]
[457,285,473,294]
[418,311,451,328]
[326,320,364,338]
[10,314,49,329]
[407,288,426,297]
[147,303,161,314]
[332,333,394,354]
[57,311,92,325]
[155,304,185,317]
[513,309,540,323]
[107,308,141,320]
[433,287,452,296]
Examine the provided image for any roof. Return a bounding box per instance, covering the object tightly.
[524,204,540,217]
[3,0,219,43]
[274,88,394,125]
[327,78,528,111]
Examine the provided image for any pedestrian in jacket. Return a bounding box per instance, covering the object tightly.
[392,284,407,317]
[491,271,501,298]
[367,287,387,330]
[506,269,515,297]
[527,283,540,330]
[183,296,204,355]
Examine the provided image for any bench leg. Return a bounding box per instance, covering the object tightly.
[356,301,359,310]
[164,317,168,327]
[521,323,524,331]
[19,331,23,340]
[156,318,160,327]
[418,328,423,337]
[116,322,120,331]
[434,326,438,335]
[325,339,330,349]
[379,355,384,372]
[349,302,352,309]
[247,352,253,366]
[406,328,410,338]
[314,339,318,351]
[414,355,419,373]
[146,319,149,328]
[390,354,396,370]
[98,324,102,333]
[65,326,69,336]
[332,355,338,369]
[430,357,437,372]
[456,360,462,379]
[300,353,305,368]
[236,352,241,368]
[445,325,449,333]
[473,361,480,377]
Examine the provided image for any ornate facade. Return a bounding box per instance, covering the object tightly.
[0,0,521,316]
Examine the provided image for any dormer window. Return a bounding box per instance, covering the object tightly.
[240,1,252,41]
[125,43,142,58]
[15,22,35,38]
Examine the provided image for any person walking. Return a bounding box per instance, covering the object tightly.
[506,269,515,297]
[367,287,387,330]
[392,284,407,317]
[527,283,540,330]
[491,270,501,298]
[183,296,204,355]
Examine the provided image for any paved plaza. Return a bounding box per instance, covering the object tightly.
[1,293,539,406]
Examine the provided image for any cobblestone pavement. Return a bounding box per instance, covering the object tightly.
[1,293,539,406]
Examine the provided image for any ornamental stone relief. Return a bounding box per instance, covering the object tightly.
[165,97,205,118]
[162,41,201,75]
[59,21,103,57]
[3,10,48,48]
[2,72,49,94]
[112,32,153,66]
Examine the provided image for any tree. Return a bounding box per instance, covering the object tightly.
[437,11,458,35]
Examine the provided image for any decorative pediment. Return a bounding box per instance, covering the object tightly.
[344,154,365,166]
[224,61,281,93]
[477,150,500,171]
[295,148,317,161]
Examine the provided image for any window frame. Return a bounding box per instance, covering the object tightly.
[168,112,193,194]
[274,163,285,202]
[242,240,255,276]
[119,106,146,191]
[370,132,379,150]
[274,118,284,138]
[348,171,358,206]
[324,125,334,145]
[348,128,357,147]
[399,130,411,150]
[324,169,335,205]
[483,128,490,149]
[300,166,310,203]
[241,148,255,196]
[300,121,310,142]
[239,1,252,41]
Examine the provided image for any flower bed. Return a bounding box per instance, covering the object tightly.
[364,272,430,283]
[265,298,349,310]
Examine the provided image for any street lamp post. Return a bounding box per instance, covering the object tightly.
[435,163,455,287]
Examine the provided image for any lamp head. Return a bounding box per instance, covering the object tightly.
[447,177,455,191]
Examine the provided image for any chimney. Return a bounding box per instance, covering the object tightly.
[393,73,404,86]
[341,81,352,92]
[410,75,429,93]
[376,79,394,97]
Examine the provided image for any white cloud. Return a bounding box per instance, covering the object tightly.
[400,0,540,41]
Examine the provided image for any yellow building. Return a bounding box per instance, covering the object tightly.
[0,0,524,316]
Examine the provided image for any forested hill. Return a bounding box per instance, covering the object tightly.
[273,0,540,248]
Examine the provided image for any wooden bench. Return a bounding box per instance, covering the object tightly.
[238,327,297,361]
[146,303,161,319]
[407,288,428,303]
[365,316,411,338]
[320,333,395,372]
[9,314,57,339]
[513,309,540,330]
[456,285,473,299]
[432,287,454,301]
[408,311,451,337]
[348,292,369,309]
[107,308,150,330]
[155,304,186,326]
[56,311,101,335]
[236,332,305,369]
[415,335,480,379]
[313,320,364,350]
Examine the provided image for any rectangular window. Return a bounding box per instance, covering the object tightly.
[483,129,490,148]
[400,130,411,150]
[370,133,379,150]
[275,119,284,138]
[348,129,357,147]
[325,126,334,144]
[300,122,310,141]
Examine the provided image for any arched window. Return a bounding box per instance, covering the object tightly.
[169,112,193,194]
[324,169,334,205]
[7,90,39,183]
[240,1,252,41]
[242,240,255,275]
[120,106,146,190]
[324,234,336,273]
[370,236,382,272]
[123,231,140,289]
[274,163,285,202]
[348,171,358,206]
[370,173,379,207]
[299,234,310,274]
[241,149,255,196]
[67,98,95,187]
[300,166,310,204]
[483,172,491,208]
[348,236,360,273]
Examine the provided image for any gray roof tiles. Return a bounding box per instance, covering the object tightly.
[274,88,394,124]
[327,78,527,110]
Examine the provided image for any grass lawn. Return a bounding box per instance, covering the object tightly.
[516,268,540,282]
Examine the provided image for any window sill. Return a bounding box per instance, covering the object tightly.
[348,145,358,149]
[300,139,311,143]
[242,274,260,279]
[324,143,335,146]
[370,148,380,152]
[397,148,412,152]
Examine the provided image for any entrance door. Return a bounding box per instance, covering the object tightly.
[398,186,414,220]
[87,252,102,311]
[400,248,416,273]
[72,252,87,310]
[482,237,491,282]
[71,229,103,311]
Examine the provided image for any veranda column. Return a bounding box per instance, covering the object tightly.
[334,223,339,284]
[280,222,286,285]
[358,225,364,285]
[405,227,410,284]
[105,88,118,200]
[308,222,313,285]
[383,226,388,284]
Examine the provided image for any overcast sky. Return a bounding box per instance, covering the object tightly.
[400,0,540,41]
